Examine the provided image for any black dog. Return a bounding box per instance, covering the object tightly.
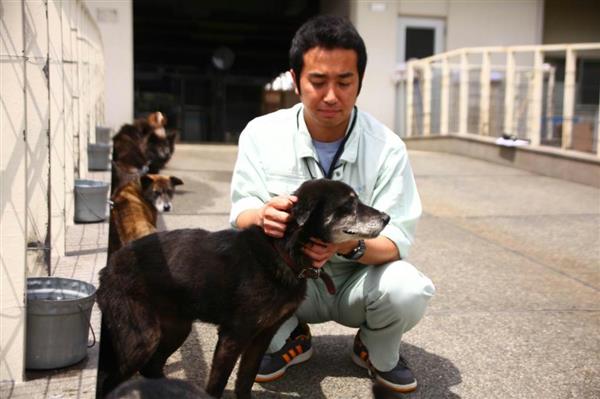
[96,179,390,398]
[111,113,176,184]
[145,127,176,174]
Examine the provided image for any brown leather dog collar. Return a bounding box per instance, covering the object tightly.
[271,241,337,295]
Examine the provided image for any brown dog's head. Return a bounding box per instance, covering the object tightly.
[140,174,183,212]
[290,179,390,244]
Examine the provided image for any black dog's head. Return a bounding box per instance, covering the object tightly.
[290,179,390,244]
[146,133,172,161]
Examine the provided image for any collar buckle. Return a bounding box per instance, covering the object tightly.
[297,267,321,280]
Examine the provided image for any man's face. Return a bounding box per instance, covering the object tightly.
[292,47,359,139]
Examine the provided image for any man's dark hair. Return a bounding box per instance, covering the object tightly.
[289,15,367,94]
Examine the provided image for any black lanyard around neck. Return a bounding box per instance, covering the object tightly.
[297,106,358,179]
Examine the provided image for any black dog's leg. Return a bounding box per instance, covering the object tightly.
[140,319,192,378]
[97,316,127,397]
[99,318,160,397]
[205,330,250,398]
[235,323,284,399]
[97,282,162,397]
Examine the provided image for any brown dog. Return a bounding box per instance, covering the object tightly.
[109,174,183,253]
[97,179,390,398]
[142,112,177,174]
[112,112,176,177]
[111,124,150,193]
[146,111,167,139]
[112,122,148,163]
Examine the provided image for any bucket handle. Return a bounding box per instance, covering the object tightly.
[78,303,97,348]
[76,188,110,221]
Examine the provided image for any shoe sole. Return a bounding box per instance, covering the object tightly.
[351,352,418,393]
[255,347,314,383]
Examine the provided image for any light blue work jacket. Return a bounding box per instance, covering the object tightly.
[230,103,422,261]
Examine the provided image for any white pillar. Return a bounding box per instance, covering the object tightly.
[562,47,576,150]
[87,0,133,131]
[545,66,556,142]
[459,51,469,134]
[406,61,415,137]
[528,50,544,146]
[440,58,450,135]
[504,51,516,137]
[479,51,491,136]
[422,63,432,136]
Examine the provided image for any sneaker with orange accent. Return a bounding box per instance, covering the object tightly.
[255,322,313,383]
[351,332,417,393]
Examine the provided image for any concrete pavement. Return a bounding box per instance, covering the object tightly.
[158,144,600,398]
[2,143,597,398]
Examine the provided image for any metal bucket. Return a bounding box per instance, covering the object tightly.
[87,143,111,171]
[95,126,112,144]
[74,179,109,222]
[26,277,96,370]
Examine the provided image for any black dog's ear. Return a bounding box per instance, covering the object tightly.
[292,195,322,227]
[170,176,183,186]
[292,202,311,226]
[140,175,153,190]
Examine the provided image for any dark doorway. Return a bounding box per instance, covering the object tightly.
[405,28,435,61]
[134,0,319,142]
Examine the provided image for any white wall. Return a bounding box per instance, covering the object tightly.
[24,0,51,277]
[86,0,133,131]
[0,1,28,383]
[446,0,543,49]
[0,0,104,383]
[352,2,399,132]
[351,0,544,132]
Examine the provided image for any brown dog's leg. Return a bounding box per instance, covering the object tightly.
[205,331,251,398]
[140,319,192,378]
[234,323,283,399]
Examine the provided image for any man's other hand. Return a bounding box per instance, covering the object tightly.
[259,195,298,238]
[303,238,358,268]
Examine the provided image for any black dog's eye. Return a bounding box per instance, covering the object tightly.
[337,199,355,213]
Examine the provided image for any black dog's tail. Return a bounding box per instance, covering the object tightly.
[96,256,162,395]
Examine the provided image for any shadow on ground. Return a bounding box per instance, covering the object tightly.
[168,330,462,398]
[249,337,461,399]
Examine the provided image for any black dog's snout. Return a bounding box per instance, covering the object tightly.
[382,213,391,226]
[164,204,171,212]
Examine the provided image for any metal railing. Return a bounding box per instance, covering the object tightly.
[397,43,600,157]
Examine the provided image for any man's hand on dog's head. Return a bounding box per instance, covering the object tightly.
[259,195,298,238]
[303,238,359,268]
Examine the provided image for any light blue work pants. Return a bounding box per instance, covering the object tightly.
[267,260,435,372]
